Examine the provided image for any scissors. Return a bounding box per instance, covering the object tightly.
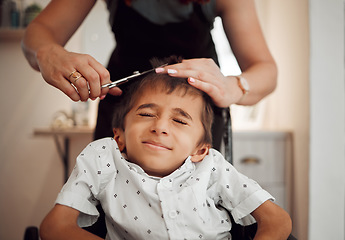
[101,63,168,89]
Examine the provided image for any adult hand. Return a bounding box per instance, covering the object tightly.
[36,44,122,102]
[155,58,242,108]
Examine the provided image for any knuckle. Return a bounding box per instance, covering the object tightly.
[98,70,110,81]
[100,69,110,80]
[196,71,206,79]
[87,72,99,83]
[205,84,213,94]
[202,58,214,65]
[89,89,100,98]
[69,55,82,65]
[64,86,76,96]
[77,78,88,88]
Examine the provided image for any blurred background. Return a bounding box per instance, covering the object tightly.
[0,0,344,239]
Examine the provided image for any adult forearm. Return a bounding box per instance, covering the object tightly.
[235,60,277,106]
[21,21,62,71]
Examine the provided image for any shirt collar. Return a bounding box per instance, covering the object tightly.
[122,154,195,180]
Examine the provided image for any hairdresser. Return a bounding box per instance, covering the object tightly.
[22,0,277,152]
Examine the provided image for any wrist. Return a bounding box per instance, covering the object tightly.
[36,44,66,71]
[36,44,64,61]
[235,75,250,103]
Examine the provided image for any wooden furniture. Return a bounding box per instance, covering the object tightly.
[33,127,94,182]
[0,28,25,41]
[232,131,292,213]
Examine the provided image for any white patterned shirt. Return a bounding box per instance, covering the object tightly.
[56,138,274,240]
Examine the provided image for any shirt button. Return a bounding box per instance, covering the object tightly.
[162,179,173,188]
[169,210,178,219]
[129,166,138,173]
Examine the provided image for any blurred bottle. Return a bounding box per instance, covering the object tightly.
[10,0,19,28]
[1,0,11,27]
[72,101,90,127]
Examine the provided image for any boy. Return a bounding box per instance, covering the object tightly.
[40,58,291,240]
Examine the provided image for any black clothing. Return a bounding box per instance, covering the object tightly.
[94,0,230,152]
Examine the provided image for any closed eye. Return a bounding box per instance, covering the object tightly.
[138,113,155,117]
[173,118,187,125]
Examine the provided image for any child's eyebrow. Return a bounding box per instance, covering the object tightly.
[136,103,157,111]
[136,104,193,121]
[172,108,193,121]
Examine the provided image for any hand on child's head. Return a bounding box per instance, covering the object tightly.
[112,58,213,177]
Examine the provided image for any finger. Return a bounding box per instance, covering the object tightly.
[88,58,111,84]
[155,60,192,74]
[88,58,113,98]
[166,67,217,86]
[188,77,216,96]
[96,87,122,101]
[108,87,123,96]
[155,63,191,74]
[169,58,214,71]
[72,76,90,101]
[59,80,81,101]
[69,55,111,99]
[78,66,101,99]
[187,77,224,107]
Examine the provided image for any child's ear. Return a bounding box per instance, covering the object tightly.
[113,128,126,151]
[190,144,210,163]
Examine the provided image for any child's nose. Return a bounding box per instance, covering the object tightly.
[151,119,169,135]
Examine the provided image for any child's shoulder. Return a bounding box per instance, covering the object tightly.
[80,137,121,164]
[196,148,235,172]
[86,137,118,151]
[205,148,230,165]
[79,137,123,174]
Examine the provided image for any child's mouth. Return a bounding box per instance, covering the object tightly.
[142,141,172,150]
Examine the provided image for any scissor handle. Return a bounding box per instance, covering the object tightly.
[101,63,168,89]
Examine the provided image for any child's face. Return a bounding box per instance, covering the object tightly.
[114,87,209,177]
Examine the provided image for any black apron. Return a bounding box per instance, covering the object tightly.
[94,0,231,156]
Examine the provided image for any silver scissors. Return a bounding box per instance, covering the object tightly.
[101,63,168,89]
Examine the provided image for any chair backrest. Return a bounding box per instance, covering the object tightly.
[24,226,39,240]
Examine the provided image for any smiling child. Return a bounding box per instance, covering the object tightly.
[39,57,291,240]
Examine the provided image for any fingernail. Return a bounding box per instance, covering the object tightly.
[155,68,164,73]
[100,95,106,100]
[189,77,195,83]
[167,69,177,74]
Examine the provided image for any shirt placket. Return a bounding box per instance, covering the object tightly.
[157,177,185,240]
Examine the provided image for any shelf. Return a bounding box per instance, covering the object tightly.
[0,28,25,41]
[34,126,94,138]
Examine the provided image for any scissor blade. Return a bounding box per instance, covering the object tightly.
[101,63,168,89]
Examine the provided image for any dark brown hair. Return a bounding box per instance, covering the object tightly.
[112,56,214,146]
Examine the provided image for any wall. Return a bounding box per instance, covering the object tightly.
[0,1,111,239]
[214,2,310,237]
[253,1,310,239]
[0,13,86,240]
[309,0,345,239]
[0,38,73,239]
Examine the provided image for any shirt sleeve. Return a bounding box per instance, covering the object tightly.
[210,149,275,226]
[55,138,117,227]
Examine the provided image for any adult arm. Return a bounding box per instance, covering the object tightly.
[40,204,103,240]
[21,0,121,101]
[251,200,292,240]
[157,0,277,108]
